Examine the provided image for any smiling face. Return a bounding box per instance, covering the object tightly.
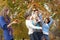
[34,10,39,14]
[4,8,9,15]
[45,18,50,24]
[45,19,49,23]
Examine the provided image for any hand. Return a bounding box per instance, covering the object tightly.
[12,19,19,24]
[53,12,56,15]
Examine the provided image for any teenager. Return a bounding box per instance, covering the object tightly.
[0,7,18,40]
[25,4,43,40]
[41,12,56,40]
[42,16,53,40]
[25,12,42,40]
[31,9,43,40]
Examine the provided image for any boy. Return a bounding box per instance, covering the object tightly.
[25,13,42,40]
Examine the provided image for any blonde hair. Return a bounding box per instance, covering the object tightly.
[0,6,10,22]
[0,6,9,17]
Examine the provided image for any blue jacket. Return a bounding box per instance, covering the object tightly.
[42,17,53,35]
[0,16,13,40]
[39,14,53,35]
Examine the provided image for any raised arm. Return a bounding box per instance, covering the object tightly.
[38,11,44,24]
[48,17,53,26]
[50,13,56,18]
[26,4,33,14]
[48,13,56,26]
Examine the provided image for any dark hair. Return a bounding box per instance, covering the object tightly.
[34,9,38,12]
[0,6,9,16]
[24,13,31,19]
[44,18,50,24]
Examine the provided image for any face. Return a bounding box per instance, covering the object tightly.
[45,19,49,23]
[27,15,31,20]
[5,8,9,15]
[7,10,9,15]
[6,10,9,15]
[35,11,38,14]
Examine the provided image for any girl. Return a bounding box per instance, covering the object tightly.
[42,17,53,40]
[31,9,43,40]
[0,6,18,40]
[42,12,56,40]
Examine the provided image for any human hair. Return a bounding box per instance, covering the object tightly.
[0,6,9,16]
[44,18,50,24]
[24,13,31,19]
[34,9,38,12]
[0,6,10,22]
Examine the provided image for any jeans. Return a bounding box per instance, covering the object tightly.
[33,32,43,40]
[29,33,35,40]
[11,38,14,40]
[42,34,49,40]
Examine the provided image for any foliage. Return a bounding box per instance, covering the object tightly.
[0,0,60,40]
